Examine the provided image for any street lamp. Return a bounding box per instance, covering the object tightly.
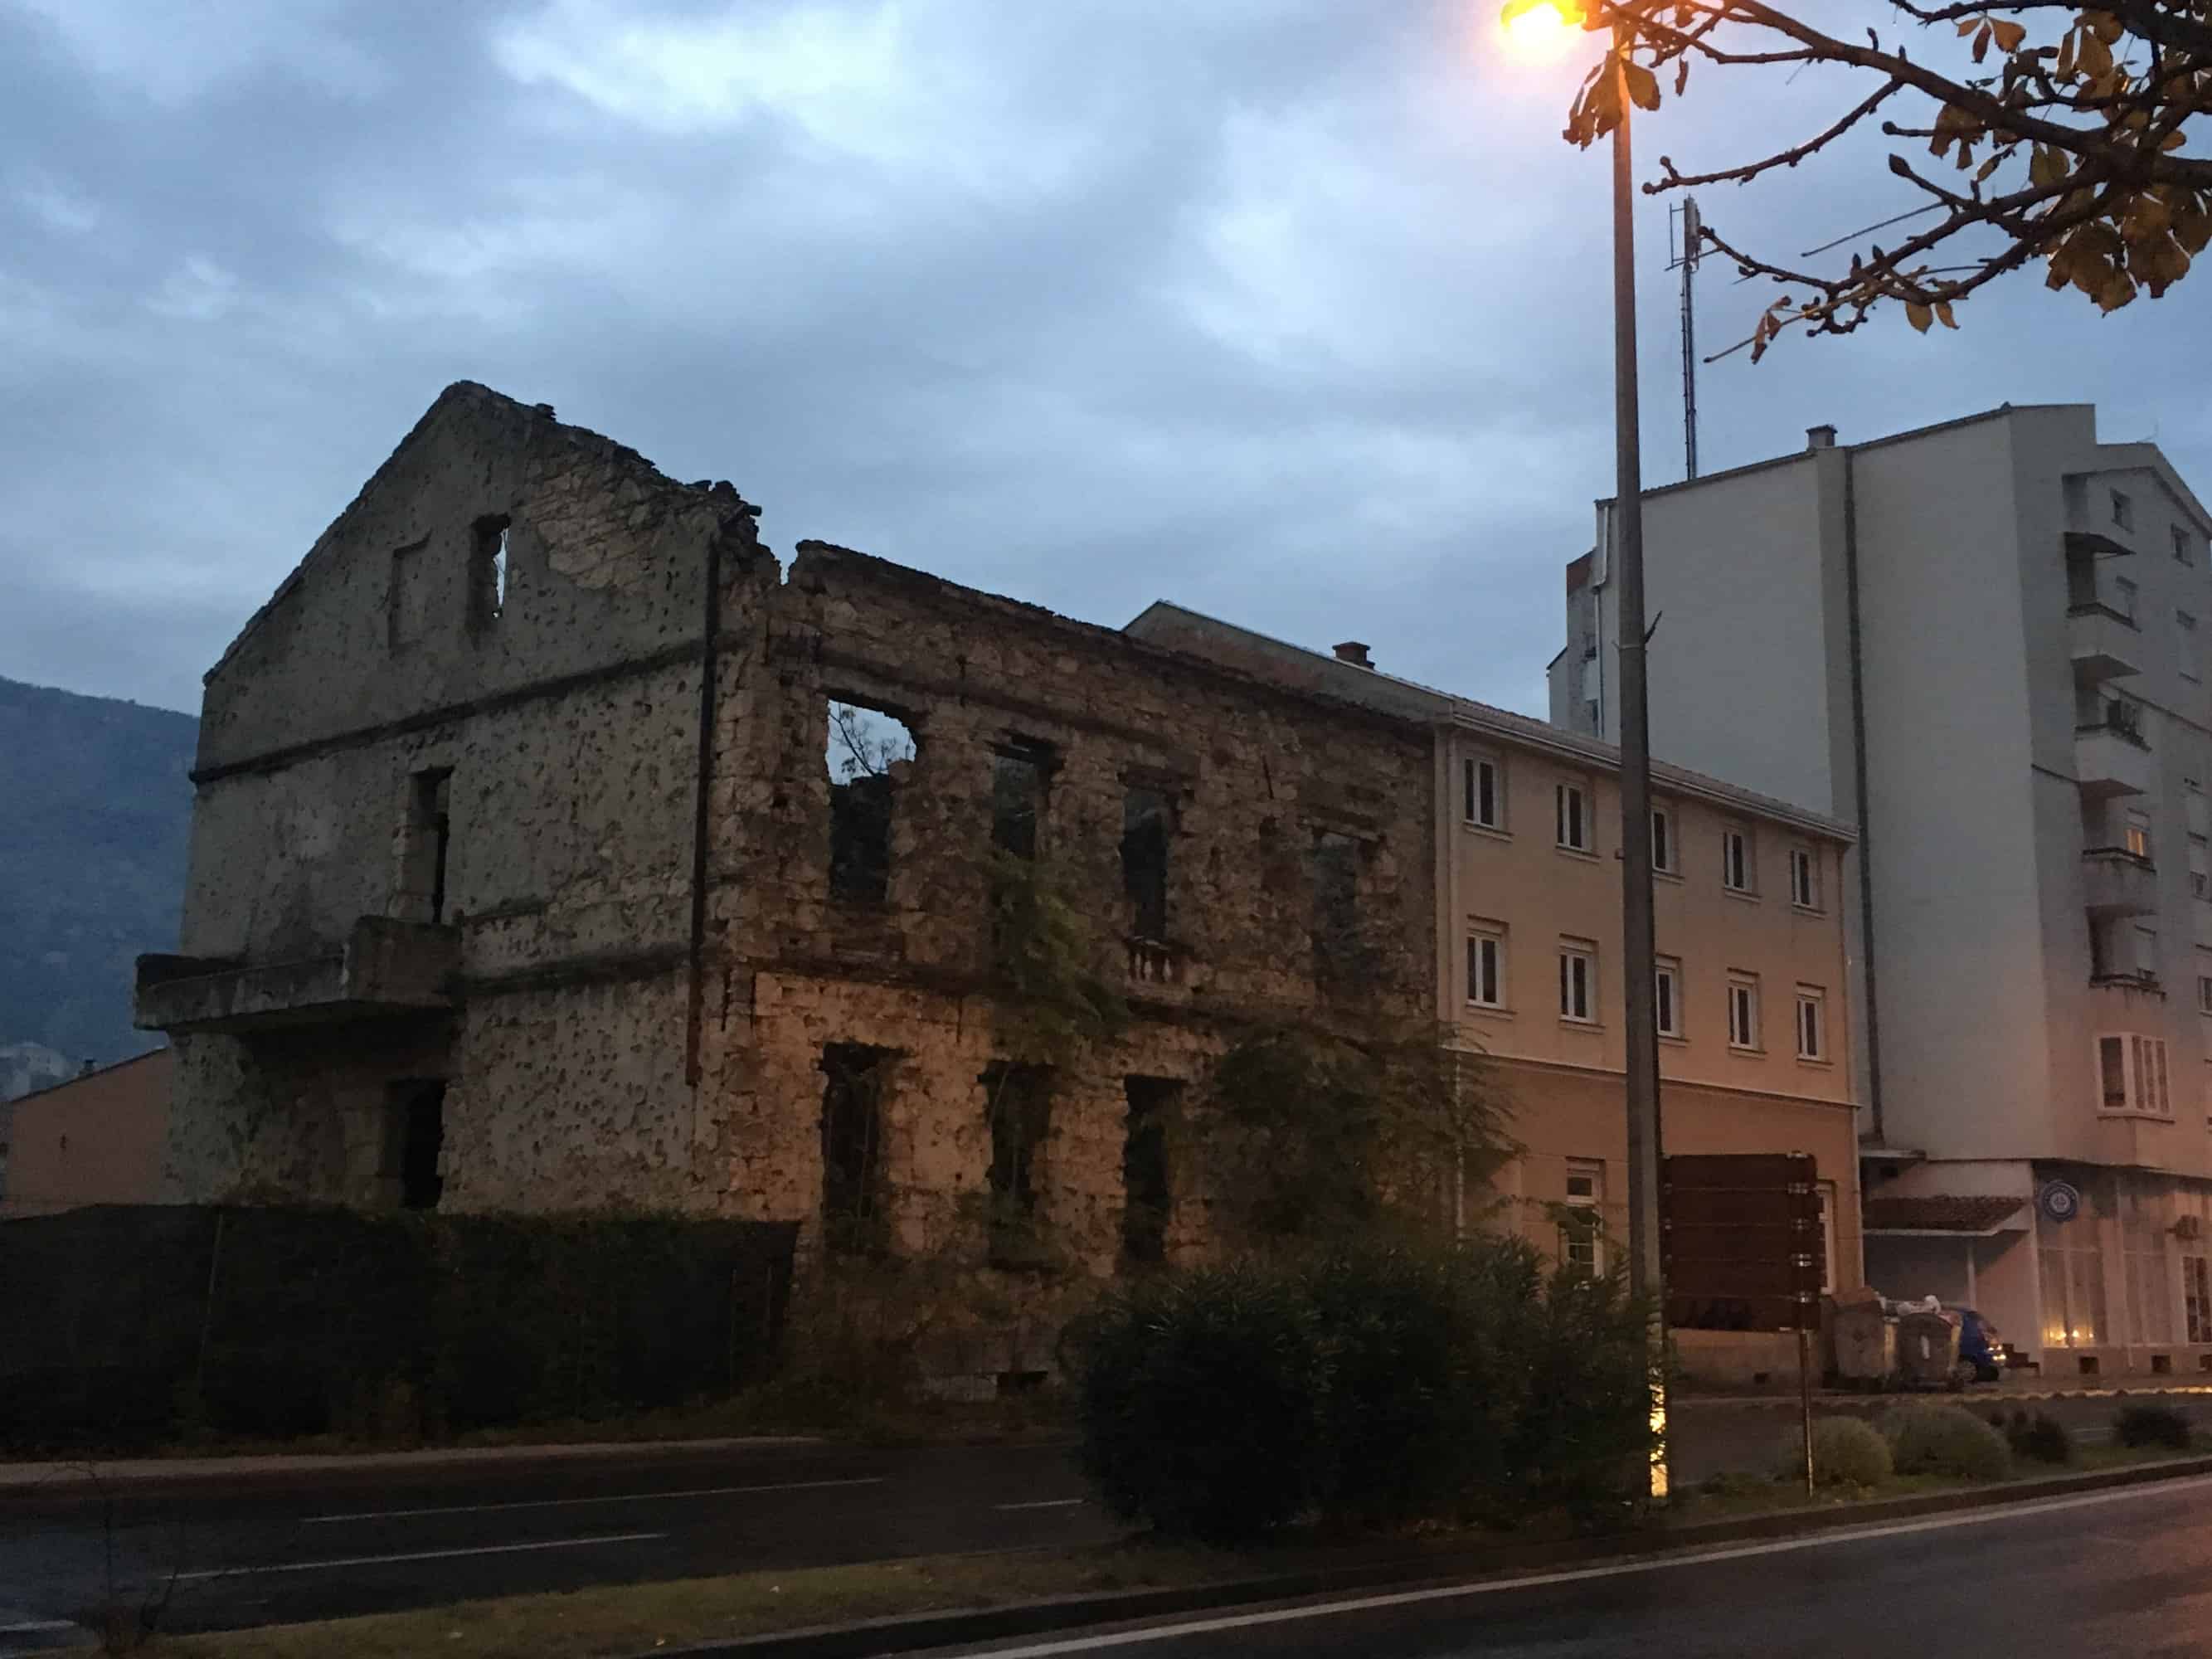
[1499,0,1668,1500]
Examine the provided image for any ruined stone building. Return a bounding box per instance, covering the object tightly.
[136,384,1440,1374]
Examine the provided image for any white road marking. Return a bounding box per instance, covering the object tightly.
[960,1475,2212,1657]
[996,1499,1086,1511]
[174,1532,665,1579]
[305,1476,885,1523]
[0,1620,82,1634]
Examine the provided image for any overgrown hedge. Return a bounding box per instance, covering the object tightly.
[1063,1239,1656,1543]
[0,1204,797,1450]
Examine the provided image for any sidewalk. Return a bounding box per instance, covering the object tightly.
[0,1433,820,1495]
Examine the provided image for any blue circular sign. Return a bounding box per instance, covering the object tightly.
[2040,1181,2082,1224]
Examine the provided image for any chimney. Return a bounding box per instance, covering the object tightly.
[1332,640,1373,669]
[1807,424,1838,450]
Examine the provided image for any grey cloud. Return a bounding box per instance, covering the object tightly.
[2,0,2205,723]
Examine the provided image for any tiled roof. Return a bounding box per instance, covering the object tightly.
[1863,1195,2026,1235]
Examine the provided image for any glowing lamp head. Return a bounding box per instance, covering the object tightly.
[1500,0,1587,59]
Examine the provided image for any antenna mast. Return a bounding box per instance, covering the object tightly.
[1672,196,1702,480]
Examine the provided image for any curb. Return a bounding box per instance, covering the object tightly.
[0,1435,824,1497]
[1680,1383,2212,1409]
[651,1453,2212,1659]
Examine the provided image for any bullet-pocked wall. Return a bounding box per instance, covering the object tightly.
[153,387,1441,1388]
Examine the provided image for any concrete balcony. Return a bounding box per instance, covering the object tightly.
[2082,848,2159,916]
[135,917,459,1034]
[2069,605,2143,683]
[2076,720,2153,798]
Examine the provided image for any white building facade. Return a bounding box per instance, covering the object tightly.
[1548,405,2212,1374]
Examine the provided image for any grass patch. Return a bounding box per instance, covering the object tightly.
[1674,1438,2202,1522]
[144,1545,1260,1659]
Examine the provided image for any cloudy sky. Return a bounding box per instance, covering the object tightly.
[6,0,2208,720]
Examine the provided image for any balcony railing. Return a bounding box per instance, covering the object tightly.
[2082,847,2159,917]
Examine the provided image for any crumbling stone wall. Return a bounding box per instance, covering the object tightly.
[159,384,1440,1389]
[163,384,771,1207]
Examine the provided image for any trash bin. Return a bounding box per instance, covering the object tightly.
[1896,1310,1962,1389]
[1833,1298,1896,1388]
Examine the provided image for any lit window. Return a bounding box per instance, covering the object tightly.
[1559,941,1597,1023]
[1796,986,1826,1061]
[1722,828,1754,894]
[1651,807,1675,874]
[1788,846,1819,909]
[1563,1161,1604,1276]
[1727,974,1761,1050]
[1655,956,1683,1039]
[1464,755,1503,830]
[1467,926,1506,1010]
[2126,809,2153,861]
[1556,781,1592,853]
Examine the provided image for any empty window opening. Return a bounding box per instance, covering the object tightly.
[820,1044,893,1256]
[1308,830,1363,987]
[382,1080,446,1210]
[1121,786,1173,941]
[470,515,511,629]
[827,700,917,905]
[401,768,453,924]
[1122,1077,1179,1265]
[991,742,1053,859]
[387,537,429,649]
[984,1063,1053,1267]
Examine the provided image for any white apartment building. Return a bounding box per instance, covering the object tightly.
[1548,404,2212,1374]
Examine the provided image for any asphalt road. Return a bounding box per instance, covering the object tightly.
[939,1472,2212,1659]
[3,1389,2209,1651]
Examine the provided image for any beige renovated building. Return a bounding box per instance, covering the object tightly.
[1128,606,1865,1374]
[0,1048,173,1219]
[1549,405,2212,1373]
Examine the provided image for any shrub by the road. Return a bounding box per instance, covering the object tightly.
[1066,1239,1655,1543]
[1782,1415,1892,1487]
[2115,1403,2192,1450]
[1986,1407,2072,1465]
[1879,1404,2011,1480]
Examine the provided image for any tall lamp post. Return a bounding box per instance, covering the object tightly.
[1500,0,1668,1498]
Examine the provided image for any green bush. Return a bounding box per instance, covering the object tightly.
[1997,1408,2073,1465]
[1879,1404,2012,1480]
[1782,1415,1893,1486]
[1065,1238,1655,1542]
[1068,1264,1328,1543]
[2115,1403,2193,1450]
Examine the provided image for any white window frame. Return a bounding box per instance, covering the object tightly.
[1563,1160,1605,1277]
[1463,754,1504,831]
[1817,1181,1838,1294]
[1722,827,1754,895]
[1788,845,1820,910]
[1727,973,1761,1051]
[1559,939,1597,1024]
[1466,923,1506,1010]
[2098,1032,2172,1117]
[1655,956,1684,1039]
[1651,806,1676,875]
[1796,985,1827,1062]
[1555,781,1592,854]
